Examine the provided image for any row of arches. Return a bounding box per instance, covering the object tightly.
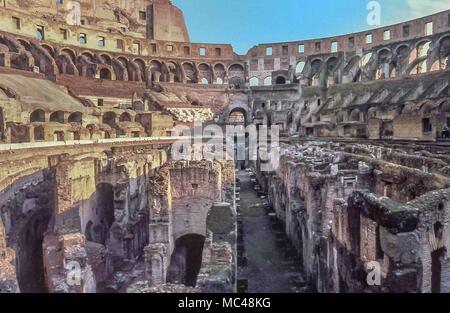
[18,39,247,86]
[292,34,450,87]
[30,110,82,124]
[249,76,287,87]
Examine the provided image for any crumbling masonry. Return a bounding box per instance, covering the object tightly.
[0,0,450,293]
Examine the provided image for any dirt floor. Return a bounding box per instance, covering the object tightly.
[236,170,305,293]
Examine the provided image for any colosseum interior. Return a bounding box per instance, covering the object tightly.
[0,0,450,294]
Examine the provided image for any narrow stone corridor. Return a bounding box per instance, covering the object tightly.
[236,170,307,293]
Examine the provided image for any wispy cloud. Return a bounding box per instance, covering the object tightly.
[404,0,450,17]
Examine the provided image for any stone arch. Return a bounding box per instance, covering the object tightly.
[81,51,95,63]
[166,61,181,83]
[228,64,245,89]
[168,234,206,287]
[30,109,45,123]
[103,112,117,128]
[133,58,147,81]
[198,63,211,84]
[68,112,82,124]
[182,62,196,83]
[119,112,132,122]
[275,76,286,85]
[99,53,112,65]
[326,57,339,85]
[60,48,76,63]
[229,107,247,125]
[263,76,272,86]
[213,63,226,83]
[150,60,163,82]
[349,108,361,122]
[99,67,112,79]
[249,77,259,86]
[376,49,393,79]
[49,111,64,123]
[41,44,54,58]
[437,35,450,70]
[295,61,306,76]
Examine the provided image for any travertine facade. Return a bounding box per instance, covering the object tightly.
[0,0,450,293]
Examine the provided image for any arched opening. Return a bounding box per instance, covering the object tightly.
[168,234,206,287]
[349,109,361,122]
[134,58,147,81]
[249,77,259,86]
[166,62,180,83]
[198,63,211,84]
[183,62,196,83]
[81,52,94,63]
[49,111,64,123]
[30,109,45,123]
[41,44,54,58]
[87,183,115,246]
[150,60,162,82]
[275,76,286,85]
[100,54,112,65]
[16,212,52,293]
[99,68,111,80]
[264,76,272,86]
[103,112,117,128]
[119,112,132,122]
[229,108,247,126]
[309,59,323,85]
[61,48,76,64]
[295,61,306,76]
[214,63,225,82]
[228,64,245,89]
[438,36,450,70]
[68,112,82,124]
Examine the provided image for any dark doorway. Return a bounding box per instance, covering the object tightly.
[16,213,51,293]
[431,248,446,293]
[168,234,206,287]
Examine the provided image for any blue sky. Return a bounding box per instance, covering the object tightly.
[172,0,450,54]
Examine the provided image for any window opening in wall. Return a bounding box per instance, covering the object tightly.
[12,16,20,30]
[298,44,305,53]
[266,47,273,56]
[184,46,190,56]
[315,42,321,52]
[139,11,146,20]
[36,25,45,40]
[331,41,338,53]
[348,37,355,48]
[366,33,373,44]
[98,36,105,47]
[79,33,87,44]
[60,28,67,40]
[422,118,432,133]
[425,22,433,36]
[199,47,206,56]
[383,30,391,41]
[403,25,410,37]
